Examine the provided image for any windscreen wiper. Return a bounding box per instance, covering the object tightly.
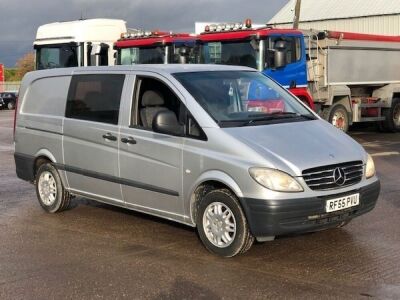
[269,111,316,120]
[218,112,316,127]
[242,112,315,126]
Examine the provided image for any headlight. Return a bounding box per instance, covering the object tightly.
[249,167,303,192]
[365,154,376,179]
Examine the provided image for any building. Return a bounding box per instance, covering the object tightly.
[268,0,400,35]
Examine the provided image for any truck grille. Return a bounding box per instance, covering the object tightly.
[302,161,364,191]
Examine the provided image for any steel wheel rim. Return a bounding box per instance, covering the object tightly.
[38,171,57,206]
[332,110,346,130]
[393,103,400,127]
[203,202,236,248]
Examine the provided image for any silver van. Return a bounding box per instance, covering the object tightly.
[14,65,380,257]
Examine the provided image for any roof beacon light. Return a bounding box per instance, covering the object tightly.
[245,18,252,28]
[209,24,217,32]
[217,24,226,31]
[233,22,243,30]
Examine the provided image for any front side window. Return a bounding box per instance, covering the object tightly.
[65,74,125,124]
[265,37,302,69]
[173,71,315,128]
[200,41,258,69]
[36,44,78,70]
[133,76,205,139]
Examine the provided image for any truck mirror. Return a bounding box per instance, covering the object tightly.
[273,40,287,68]
[178,46,190,64]
[91,44,102,55]
[250,39,259,51]
[274,50,287,68]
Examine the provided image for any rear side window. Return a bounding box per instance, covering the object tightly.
[23,76,71,116]
[65,74,125,124]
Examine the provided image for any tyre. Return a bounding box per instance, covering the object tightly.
[196,189,254,257]
[7,101,15,110]
[379,98,400,132]
[35,163,71,213]
[328,104,349,132]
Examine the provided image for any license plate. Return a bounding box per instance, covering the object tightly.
[325,193,360,213]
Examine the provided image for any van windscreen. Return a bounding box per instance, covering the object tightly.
[173,71,315,127]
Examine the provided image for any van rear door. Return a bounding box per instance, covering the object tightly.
[63,73,126,203]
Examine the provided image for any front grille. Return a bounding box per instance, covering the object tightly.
[302,161,364,191]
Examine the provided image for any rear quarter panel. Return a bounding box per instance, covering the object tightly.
[15,73,71,185]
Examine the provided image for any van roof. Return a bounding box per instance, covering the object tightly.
[25,64,256,79]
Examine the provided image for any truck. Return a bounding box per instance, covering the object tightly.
[114,30,197,65]
[198,20,400,132]
[34,19,127,70]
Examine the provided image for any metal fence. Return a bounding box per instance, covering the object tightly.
[0,81,21,93]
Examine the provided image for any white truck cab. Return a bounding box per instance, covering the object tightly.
[34,19,127,70]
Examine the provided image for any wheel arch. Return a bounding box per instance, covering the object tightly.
[32,149,67,186]
[188,171,244,226]
[33,149,57,173]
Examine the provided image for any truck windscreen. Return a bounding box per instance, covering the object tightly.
[119,47,164,64]
[200,41,258,69]
[36,44,78,70]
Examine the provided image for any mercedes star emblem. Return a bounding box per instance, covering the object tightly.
[333,167,346,186]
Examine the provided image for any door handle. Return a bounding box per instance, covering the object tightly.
[102,133,117,141]
[121,137,137,145]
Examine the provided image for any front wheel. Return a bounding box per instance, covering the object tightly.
[196,189,254,257]
[379,98,400,132]
[35,163,71,213]
[329,104,349,132]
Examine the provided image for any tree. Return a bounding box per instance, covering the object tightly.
[5,68,18,81]
[15,52,35,80]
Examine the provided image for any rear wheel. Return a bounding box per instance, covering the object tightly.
[196,189,254,257]
[7,101,15,110]
[379,98,400,132]
[328,104,349,132]
[35,163,71,213]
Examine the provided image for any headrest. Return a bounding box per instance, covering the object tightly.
[142,90,164,106]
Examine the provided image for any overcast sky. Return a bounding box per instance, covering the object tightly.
[0,0,289,67]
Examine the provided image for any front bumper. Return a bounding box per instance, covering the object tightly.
[239,180,380,239]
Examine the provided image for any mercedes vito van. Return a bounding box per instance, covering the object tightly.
[14,65,380,257]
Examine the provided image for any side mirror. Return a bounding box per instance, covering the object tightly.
[178,46,190,64]
[274,50,287,68]
[274,40,287,69]
[152,110,184,136]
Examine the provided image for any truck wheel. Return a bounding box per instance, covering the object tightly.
[329,104,349,132]
[35,163,71,213]
[197,189,254,257]
[379,98,400,132]
[7,101,15,110]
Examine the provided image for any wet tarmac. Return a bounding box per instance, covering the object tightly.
[0,110,399,299]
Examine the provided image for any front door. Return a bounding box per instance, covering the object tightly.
[118,74,185,221]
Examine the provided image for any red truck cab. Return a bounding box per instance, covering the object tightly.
[115,30,197,65]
